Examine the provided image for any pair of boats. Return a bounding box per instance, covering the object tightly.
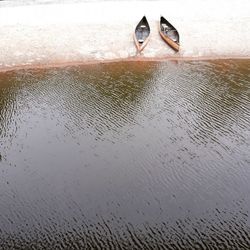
[134,16,180,52]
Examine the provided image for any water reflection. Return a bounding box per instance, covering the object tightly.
[61,62,158,139]
[0,60,250,249]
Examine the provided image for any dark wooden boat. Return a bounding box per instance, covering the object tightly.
[159,16,180,51]
[134,16,150,53]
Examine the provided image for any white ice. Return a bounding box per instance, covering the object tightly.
[0,0,249,70]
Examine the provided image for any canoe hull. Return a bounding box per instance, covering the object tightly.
[159,16,180,52]
[134,16,151,53]
[159,30,180,51]
[133,33,150,52]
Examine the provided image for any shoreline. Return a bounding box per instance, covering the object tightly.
[0,55,249,73]
[1,0,250,71]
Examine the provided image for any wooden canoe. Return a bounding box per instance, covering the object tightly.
[133,16,150,53]
[159,16,180,52]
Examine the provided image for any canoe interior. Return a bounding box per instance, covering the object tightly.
[135,16,150,45]
[160,16,179,44]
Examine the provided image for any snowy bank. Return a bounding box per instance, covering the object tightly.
[0,0,250,70]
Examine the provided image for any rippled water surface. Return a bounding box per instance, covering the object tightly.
[0,60,250,249]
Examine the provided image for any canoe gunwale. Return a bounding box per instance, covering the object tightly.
[134,16,151,53]
[133,32,150,52]
[159,16,180,52]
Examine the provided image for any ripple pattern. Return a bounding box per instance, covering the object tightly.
[0,60,249,249]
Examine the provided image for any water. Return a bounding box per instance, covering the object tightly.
[0,60,250,249]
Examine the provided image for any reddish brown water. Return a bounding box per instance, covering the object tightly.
[0,60,250,249]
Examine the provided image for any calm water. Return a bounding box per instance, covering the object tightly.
[0,60,250,249]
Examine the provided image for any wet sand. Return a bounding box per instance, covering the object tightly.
[0,0,250,71]
[1,56,249,73]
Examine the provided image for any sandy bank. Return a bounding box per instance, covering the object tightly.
[0,0,250,71]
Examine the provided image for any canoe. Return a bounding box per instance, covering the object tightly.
[134,16,150,53]
[159,16,180,51]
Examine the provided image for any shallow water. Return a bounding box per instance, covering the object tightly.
[0,60,250,249]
